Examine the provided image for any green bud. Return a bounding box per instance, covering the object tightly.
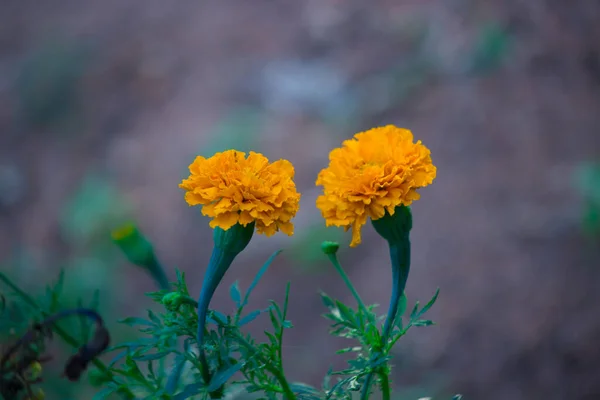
[111,223,156,267]
[162,292,184,311]
[321,241,340,255]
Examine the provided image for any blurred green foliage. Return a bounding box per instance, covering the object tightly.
[60,172,132,247]
[14,41,89,128]
[576,162,600,237]
[290,224,346,266]
[469,23,512,74]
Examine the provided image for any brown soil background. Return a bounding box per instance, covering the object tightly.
[1,1,600,399]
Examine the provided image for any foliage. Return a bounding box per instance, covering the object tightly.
[576,162,600,237]
[0,246,457,400]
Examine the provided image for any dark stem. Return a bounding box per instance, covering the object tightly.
[1,308,109,383]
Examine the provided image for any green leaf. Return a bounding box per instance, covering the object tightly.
[412,319,435,327]
[166,353,187,394]
[230,281,242,307]
[396,292,407,318]
[207,362,244,392]
[268,308,280,331]
[416,288,439,319]
[264,331,278,347]
[108,350,129,367]
[132,351,171,361]
[173,382,203,400]
[242,250,282,307]
[320,292,335,309]
[238,309,263,326]
[282,320,293,329]
[289,383,321,400]
[282,281,291,320]
[147,310,161,325]
[335,301,356,327]
[210,310,227,325]
[92,386,118,400]
[409,301,420,320]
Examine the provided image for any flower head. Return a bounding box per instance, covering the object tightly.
[316,125,436,247]
[180,150,300,236]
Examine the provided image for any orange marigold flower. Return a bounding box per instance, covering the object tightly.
[316,125,436,247]
[180,150,300,236]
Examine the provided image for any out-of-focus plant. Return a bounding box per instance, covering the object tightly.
[576,162,600,237]
[14,41,88,129]
[1,126,461,399]
[468,23,512,74]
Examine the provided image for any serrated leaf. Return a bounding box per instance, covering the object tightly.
[207,362,243,392]
[230,281,241,307]
[242,250,282,307]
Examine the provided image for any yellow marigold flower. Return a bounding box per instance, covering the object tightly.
[316,125,436,247]
[180,150,300,236]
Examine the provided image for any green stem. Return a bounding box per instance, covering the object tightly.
[361,239,410,400]
[0,272,136,400]
[148,258,170,291]
[197,247,237,398]
[379,371,391,400]
[326,253,367,314]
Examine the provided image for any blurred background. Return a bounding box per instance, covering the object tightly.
[1,1,600,399]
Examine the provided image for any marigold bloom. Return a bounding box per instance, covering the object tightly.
[316,125,436,247]
[180,150,300,236]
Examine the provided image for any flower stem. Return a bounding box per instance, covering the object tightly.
[379,371,391,400]
[196,247,237,396]
[326,253,368,314]
[361,238,411,400]
[148,258,170,291]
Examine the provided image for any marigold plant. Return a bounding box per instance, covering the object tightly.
[316,125,436,247]
[0,137,460,400]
